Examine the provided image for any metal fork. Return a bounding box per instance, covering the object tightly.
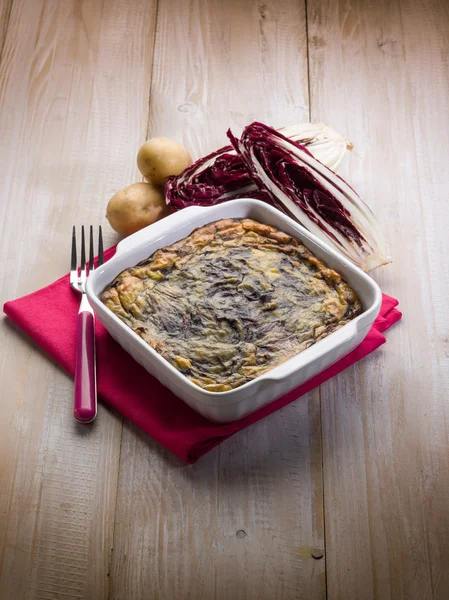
[70,225,104,423]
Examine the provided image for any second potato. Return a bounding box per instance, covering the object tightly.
[137,137,192,186]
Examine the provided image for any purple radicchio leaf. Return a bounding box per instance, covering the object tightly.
[164,145,270,209]
[227,121,390,271]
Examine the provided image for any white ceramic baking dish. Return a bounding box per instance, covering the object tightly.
[86,199,382,423]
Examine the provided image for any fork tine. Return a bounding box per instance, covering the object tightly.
[80,225,86,271]
[71,226,77,272]
[98,225,104,266]
[89,225,94,273]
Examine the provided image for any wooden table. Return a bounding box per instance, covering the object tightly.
[1,1,448,598]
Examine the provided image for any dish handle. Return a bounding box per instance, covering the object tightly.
[114,205,208,257]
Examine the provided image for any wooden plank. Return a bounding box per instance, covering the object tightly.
[109,1,326,599]
[0,1,157,598]
[0,0,12,53]
[111,399,325,600]
[307,0,449,598]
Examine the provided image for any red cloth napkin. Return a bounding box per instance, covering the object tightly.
[3,247,401,463]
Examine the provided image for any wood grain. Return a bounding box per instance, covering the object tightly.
[109,1,325,599]
[307,0,449,598]
[110,400,325,600]
[0,0,157,598]
[0,0,12,53]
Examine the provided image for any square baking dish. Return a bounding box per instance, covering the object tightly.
[86,199,382,423]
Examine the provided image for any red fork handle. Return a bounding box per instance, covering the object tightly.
[74,310,97,423]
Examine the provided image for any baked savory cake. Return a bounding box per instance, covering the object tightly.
[101,218,362,392]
